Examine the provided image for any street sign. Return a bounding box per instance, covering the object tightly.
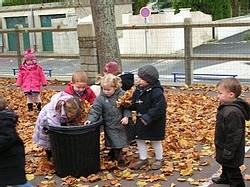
[140,7,151,18]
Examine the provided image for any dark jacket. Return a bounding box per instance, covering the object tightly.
[131,81,167,140]
[0,109,27,186]
[215,98,250,167]
[119,72,134,91]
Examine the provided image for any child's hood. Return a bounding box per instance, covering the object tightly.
[228,98,250,120]
[0,109,18,124]
[50,92,73,109]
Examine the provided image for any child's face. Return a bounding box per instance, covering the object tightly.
[217,84,236,104]
[138,77,149,88]
[102,83,116,97]
[72,82,86,94]
[66,111,76,119]
[26,59,33,65]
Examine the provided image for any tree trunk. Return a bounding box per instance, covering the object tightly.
[231,0,239,17]
[90,0,121,73]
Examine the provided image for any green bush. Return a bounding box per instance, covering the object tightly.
[243,31,250,41]
[3,0,60,6]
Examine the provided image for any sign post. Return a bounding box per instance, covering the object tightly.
[140,7,151,54]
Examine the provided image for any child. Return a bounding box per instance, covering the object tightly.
[129,64,166,170]
[85,74,132,167]
[16,49,47,112]
[0,96,34,187]
[103,61,134,91]
[90,61,134,96]
[211,78,250,187]
[33,92,83,161]
[64,70,96,105]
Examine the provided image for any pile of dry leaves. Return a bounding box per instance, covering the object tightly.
[1,78,250,186]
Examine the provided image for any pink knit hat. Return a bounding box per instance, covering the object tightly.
[24,49,36,60]
[103,61,121,75]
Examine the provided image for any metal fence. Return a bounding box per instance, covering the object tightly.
[1,19,250,85]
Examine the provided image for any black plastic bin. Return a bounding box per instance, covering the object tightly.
[47,122,101,178]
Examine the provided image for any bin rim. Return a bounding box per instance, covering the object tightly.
[46,119,102,134]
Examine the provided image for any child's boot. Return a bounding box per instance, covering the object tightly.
[107,149,115,161]
[114,149,126,168]
[36,102,42,111]
[27,103,33,111]
[45,149,52,161]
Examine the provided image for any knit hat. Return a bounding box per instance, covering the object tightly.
[24,49,36,60]
[138,65,159,84]
[103,61,121,75]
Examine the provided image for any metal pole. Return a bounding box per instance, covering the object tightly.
[184,18,193,85]
[144,17,148,54]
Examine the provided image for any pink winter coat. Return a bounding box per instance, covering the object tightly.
[16,64,47,93]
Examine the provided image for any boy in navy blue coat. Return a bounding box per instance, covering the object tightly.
[212,78,250,187]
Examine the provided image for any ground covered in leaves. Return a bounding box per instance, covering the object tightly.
[1,77,250,187]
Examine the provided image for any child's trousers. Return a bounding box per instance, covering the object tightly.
[220,165,245,187]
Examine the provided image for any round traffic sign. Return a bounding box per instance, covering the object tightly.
[140,7,151,18]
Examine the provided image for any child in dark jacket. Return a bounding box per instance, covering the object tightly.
[90,61,134,96]
[0,96,34,187]
[129,64,167,170]
[212,78,250,187]
[103,61,134,91]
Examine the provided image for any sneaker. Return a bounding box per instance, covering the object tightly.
[107,149,115,161]
[151,159,164,170]
[211,177,230,184]
[118,160,126,170]
[129,159,148,170]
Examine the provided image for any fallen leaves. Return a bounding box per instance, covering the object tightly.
[2,78,250,186]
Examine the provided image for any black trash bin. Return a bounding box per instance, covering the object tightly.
[47,122,101,178]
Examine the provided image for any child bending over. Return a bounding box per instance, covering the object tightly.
[33,92,83,161]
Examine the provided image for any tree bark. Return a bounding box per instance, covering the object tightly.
[231,0,239,17]
[90,0,121,73]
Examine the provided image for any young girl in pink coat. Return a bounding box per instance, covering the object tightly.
[16,49,47,111]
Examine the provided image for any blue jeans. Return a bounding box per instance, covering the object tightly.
[12,181,35,187]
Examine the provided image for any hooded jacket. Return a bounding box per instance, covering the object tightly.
[16,61,47,93]
[0,109,27,185]
[33,92,73,149]
[131,81,167,140]
[215,98,250,167]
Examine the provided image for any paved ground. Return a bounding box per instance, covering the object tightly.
[25,85,250,187]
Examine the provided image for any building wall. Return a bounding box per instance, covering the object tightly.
[0,2,132,53]
[120,8,213,54]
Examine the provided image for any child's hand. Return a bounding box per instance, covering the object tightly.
[141,118,147,126]
[84,120,91,125]
[120,117,129,125]
[17,87,22,92]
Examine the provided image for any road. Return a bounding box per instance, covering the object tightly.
[1,30,250,85]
